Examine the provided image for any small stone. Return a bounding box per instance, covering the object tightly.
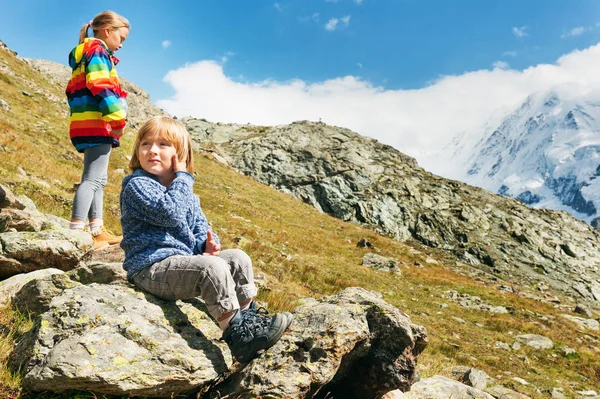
[357,238,374,249]
[495,341,511,350]
[0,98,10,111]
[574,303,593,318]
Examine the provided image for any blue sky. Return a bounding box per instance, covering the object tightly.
[3,1,600,168]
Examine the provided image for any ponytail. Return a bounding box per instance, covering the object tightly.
[78,22,92,44]
[77,11,130,44]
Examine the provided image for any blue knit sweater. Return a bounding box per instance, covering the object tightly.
[120,169,220,280]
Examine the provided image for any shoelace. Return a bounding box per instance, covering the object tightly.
[230,307,272,340]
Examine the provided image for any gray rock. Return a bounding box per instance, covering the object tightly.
[362,252,401,273]
[0,184,26,210]
[560,314,600,331]
[0,229,93,279]
[550,388,567,399]
[14,283,231,397]
[0,98,10,111]
[562,345,577,356]
[514,334,554,350]
[0,268,63,306]
[574,303,593,317]
[382,390,410,399]
[208,287,428,399]
[67,262,127,285]
[13,272,81,315]
[405,375,494,398]
[485,385,531,398]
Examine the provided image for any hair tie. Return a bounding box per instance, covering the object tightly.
[88,20,94,29]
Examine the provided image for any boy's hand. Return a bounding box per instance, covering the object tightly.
[112,128,124,137]
[171,154,187,173]
[203,230,221,256]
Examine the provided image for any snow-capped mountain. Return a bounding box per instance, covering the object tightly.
[448,90,600,228]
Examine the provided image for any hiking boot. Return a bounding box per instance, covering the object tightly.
[92,237,110,250]
[92,227,122,245]
[223,306,293,363]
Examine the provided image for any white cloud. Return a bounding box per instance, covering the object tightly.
[220,51,235,63]
[493,61,509,69]
[274,2,283,11]
[512,26,528,38]
[157,43,600,172]
[313,13,320,22]
[561,26,592,38]
[325,15,350,30]
[357,62,363,68]
[355,0,364,4]
[325,18,339,31]
[161,40,171,49]
[503,51,517,57]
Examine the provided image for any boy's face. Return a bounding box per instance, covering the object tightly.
[138,133,178,185]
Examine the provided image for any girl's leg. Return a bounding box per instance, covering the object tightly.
[217,249,258,308]
[132,255,240,327]
[71,144,111,224]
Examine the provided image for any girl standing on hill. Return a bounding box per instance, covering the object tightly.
[120,116,293,362]
[65,10,130,249]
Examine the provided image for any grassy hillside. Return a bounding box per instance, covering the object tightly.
[0,43,599,398]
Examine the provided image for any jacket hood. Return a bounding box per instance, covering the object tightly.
[68,38,113,70]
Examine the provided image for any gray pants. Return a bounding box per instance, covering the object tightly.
[72,144,111,221]
[132,249,258,321]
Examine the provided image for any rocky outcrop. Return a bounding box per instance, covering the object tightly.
[182,119,600,308]
[11,273,427,398]
[209,288,427,399]
[0,184,92,280]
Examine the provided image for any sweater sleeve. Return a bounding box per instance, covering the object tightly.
[122,172,195,227]
[85,47,126,130]
[192,196,220,254]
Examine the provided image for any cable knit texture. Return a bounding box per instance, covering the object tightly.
[120,169,220,280]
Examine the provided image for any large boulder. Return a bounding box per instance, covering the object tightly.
[13,282,232,397]
[0,230,93,279]
[0,268,63,306]
[209,287,428,399]
[0,185,93,280]
[12,283,427,398]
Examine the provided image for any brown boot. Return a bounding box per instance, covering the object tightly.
[93,236,110,250]
[92,227,122,246]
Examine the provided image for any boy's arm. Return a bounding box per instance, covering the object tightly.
[122,173,195,227]
[84,48,126,130]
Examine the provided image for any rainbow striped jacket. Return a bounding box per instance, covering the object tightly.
[65,38,127,152]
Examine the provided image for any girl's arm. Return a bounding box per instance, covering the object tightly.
[85,47,126,131]
[192,196,221,254]
[122,173,195,227]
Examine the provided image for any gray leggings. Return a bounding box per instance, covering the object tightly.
[132,249,258,321]
[72,144,111,221]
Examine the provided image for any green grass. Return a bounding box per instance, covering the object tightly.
[0,46,599,398]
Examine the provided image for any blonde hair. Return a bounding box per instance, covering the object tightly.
[129,116,195,174]
[79,10,130,44]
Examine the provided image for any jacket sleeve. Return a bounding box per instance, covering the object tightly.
[85,47,126,130]
[192,196,220,254]
[122,172,195,227]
